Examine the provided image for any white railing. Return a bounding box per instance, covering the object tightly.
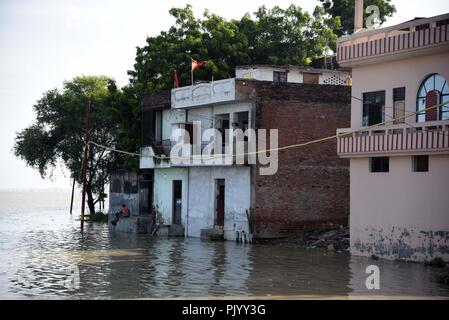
[337,119,449,156]
[337,13,449,65]
[171,78,236,109]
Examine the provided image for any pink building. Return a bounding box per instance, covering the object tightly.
[336,2,449,261]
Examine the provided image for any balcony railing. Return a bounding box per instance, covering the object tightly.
[171,78,236,109]
[337,14,449,66]
[337,120,449,157]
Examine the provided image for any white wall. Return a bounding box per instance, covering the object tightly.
[350,154,449,261]
[187,166,251,240]
[162,109,185,140]
[153,168,188,225]
[236,67,350,85]
[350,51,449,128]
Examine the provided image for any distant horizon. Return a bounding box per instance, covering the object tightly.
[1,0,448,190]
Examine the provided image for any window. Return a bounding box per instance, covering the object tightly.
[393,87,405,124]
[412,155,429,172]
[303,72,319,84]
[416,23,430,31]
[370,157,389,172]
[273,71,288,83]
[141,110,153,146]
[363,91,385,127]
[154,110,163,143]
[416,74,449,122]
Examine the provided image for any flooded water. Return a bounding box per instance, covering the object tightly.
[0,190,448,299]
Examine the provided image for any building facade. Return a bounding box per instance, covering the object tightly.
[140,65,351,240]
[336,6,449,261]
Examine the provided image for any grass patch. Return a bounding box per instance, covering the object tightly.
[87,211,108,223]
[424,257,446,268]
[437,269,449,286]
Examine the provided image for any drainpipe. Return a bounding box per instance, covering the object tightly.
[185,109,189,238]
[354,0,364,33]
[186,166,190,238]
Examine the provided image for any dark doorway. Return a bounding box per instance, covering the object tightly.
[215,179,225,227]
[184,123,194,145]
[172,180,182,225]
[139,172,153,215]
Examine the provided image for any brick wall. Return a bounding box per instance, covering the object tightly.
[249,80,351,238]
[141,90,171,111]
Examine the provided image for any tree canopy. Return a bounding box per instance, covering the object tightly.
[14,3,396,210]
[14,76,122,214]
[128,4,340,91]
[319,0,396,36]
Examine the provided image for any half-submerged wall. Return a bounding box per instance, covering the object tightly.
[109,170,139,216]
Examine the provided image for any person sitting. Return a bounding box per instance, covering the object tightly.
[120,204,130,218]
[111,204,130,226]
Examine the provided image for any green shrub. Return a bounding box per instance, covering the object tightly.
[88,211,108,223]
[424,257,446,268]
[437,269,449,286]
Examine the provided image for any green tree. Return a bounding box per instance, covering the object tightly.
[14,76,122,214]
[127,4,340,91]
[319,0,396,36]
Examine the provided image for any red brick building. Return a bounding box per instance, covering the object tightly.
[136,65,351,239]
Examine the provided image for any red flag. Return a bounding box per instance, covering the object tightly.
[191,58,206,71]
[173,70,179,88]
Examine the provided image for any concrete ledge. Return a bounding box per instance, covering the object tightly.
[108,214,153,234]
[154,224,185,237]
[169,224,185,237]
[201,228,224,241]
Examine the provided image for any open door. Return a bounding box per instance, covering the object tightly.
[215,179,225,227]
[172,180,182,225]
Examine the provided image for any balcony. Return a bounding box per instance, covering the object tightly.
[171,78,236,109]
[337,120,449,158]
[139,142,240,169]
[337,14,449,67]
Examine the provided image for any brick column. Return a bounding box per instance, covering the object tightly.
[425,90,439,122]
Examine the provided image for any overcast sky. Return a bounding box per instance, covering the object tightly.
[1,0,448,190]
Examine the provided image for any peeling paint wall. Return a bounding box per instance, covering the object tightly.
[187,166,251,240]
[350,51,449,128]
[153,168,188,225]
[350,155,449,261]
[109,171,139,216]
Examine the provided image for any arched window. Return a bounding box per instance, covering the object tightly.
[416,74,449,122]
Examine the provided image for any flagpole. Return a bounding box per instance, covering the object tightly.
[191,68,194,86]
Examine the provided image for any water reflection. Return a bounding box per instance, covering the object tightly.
[0,204,448,299]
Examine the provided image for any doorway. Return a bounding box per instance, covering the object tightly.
[215,179,225,227]
[172,180,182,225]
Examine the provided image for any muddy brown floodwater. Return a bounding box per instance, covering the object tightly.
[0,190,448,299]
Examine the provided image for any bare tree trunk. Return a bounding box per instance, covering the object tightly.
[86,186,96,214]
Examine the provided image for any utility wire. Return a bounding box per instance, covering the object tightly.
[89,99,449,161]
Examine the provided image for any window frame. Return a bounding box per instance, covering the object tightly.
[393,87,406,124]
[370,157,390,173]
[416,73,449,122]
[273,71,288,83]
[363,90,386,127]
[412,155,429,172]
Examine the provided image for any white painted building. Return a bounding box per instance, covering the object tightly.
[141,65,351,240]
[141,77,254,240]
[336,2,449,261]
[236,65,351,86]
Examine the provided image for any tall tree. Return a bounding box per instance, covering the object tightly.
[14,76,121,214]
[319,0,396,36]
[127,4,340,91]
